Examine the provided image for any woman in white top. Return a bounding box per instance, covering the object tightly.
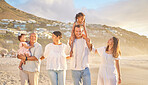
[94,37,121,85]
[44,31,70,85]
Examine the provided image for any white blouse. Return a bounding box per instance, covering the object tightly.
[44,43,70,70]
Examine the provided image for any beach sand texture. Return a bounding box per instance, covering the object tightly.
[0,55,148,85]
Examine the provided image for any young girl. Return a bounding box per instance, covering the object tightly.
[17,34,33,70]
[70,12,87,57]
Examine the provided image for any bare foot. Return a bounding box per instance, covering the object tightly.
[18,66,23,70]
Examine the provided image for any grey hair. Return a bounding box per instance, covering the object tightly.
[29,32,38,38]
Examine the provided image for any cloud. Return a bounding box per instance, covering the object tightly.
[84,0,148,36]
[13,0,77,22]
[6,0,148,36]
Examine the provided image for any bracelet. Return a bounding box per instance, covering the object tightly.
[25,56,27,61]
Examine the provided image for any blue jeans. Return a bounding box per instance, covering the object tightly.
[47,70,66,85]
[72,67,91,85]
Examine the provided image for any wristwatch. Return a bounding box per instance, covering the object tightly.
[25,56,27,61]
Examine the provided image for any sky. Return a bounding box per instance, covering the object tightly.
[5,0,148,37]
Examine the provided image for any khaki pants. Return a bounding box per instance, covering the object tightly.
[20,70,39,85]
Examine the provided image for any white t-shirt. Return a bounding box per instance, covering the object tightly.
[70,38,90,70]
[44,43,70,70]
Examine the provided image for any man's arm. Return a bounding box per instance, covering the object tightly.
[26,56,38,61]
[17,54,25,60]
[17,44,43,61]
[17,54,38,61]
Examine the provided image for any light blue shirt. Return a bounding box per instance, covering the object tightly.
[22,42,43,72]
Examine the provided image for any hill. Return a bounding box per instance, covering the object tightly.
[0,0,148,56]
[0,0,57,23]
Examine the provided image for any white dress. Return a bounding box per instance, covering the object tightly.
[97,47,120,85]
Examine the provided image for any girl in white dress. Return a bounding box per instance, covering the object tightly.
[94,37,121,85]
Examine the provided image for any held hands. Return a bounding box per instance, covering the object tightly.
[40,56,45,60]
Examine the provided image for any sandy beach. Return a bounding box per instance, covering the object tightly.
[0,55,148,85]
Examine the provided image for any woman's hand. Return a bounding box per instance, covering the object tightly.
[118,76,121,84]
[66,56,71,59]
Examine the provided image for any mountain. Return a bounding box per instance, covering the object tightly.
[0,0,56,23]
[86,24,148,56]
[0,0,148,56]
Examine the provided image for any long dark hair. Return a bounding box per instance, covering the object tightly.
[75,12,85,22]
[106,37,121,58]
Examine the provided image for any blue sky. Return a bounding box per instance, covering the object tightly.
[74,0,119,9]
[5,0,148,37]
[6,0,120,9]
[6,0,28,5]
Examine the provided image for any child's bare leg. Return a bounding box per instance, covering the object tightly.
[70,36,75,57]
[25,53,30,57]
[70,42,73,57]
[18,60,23,70]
